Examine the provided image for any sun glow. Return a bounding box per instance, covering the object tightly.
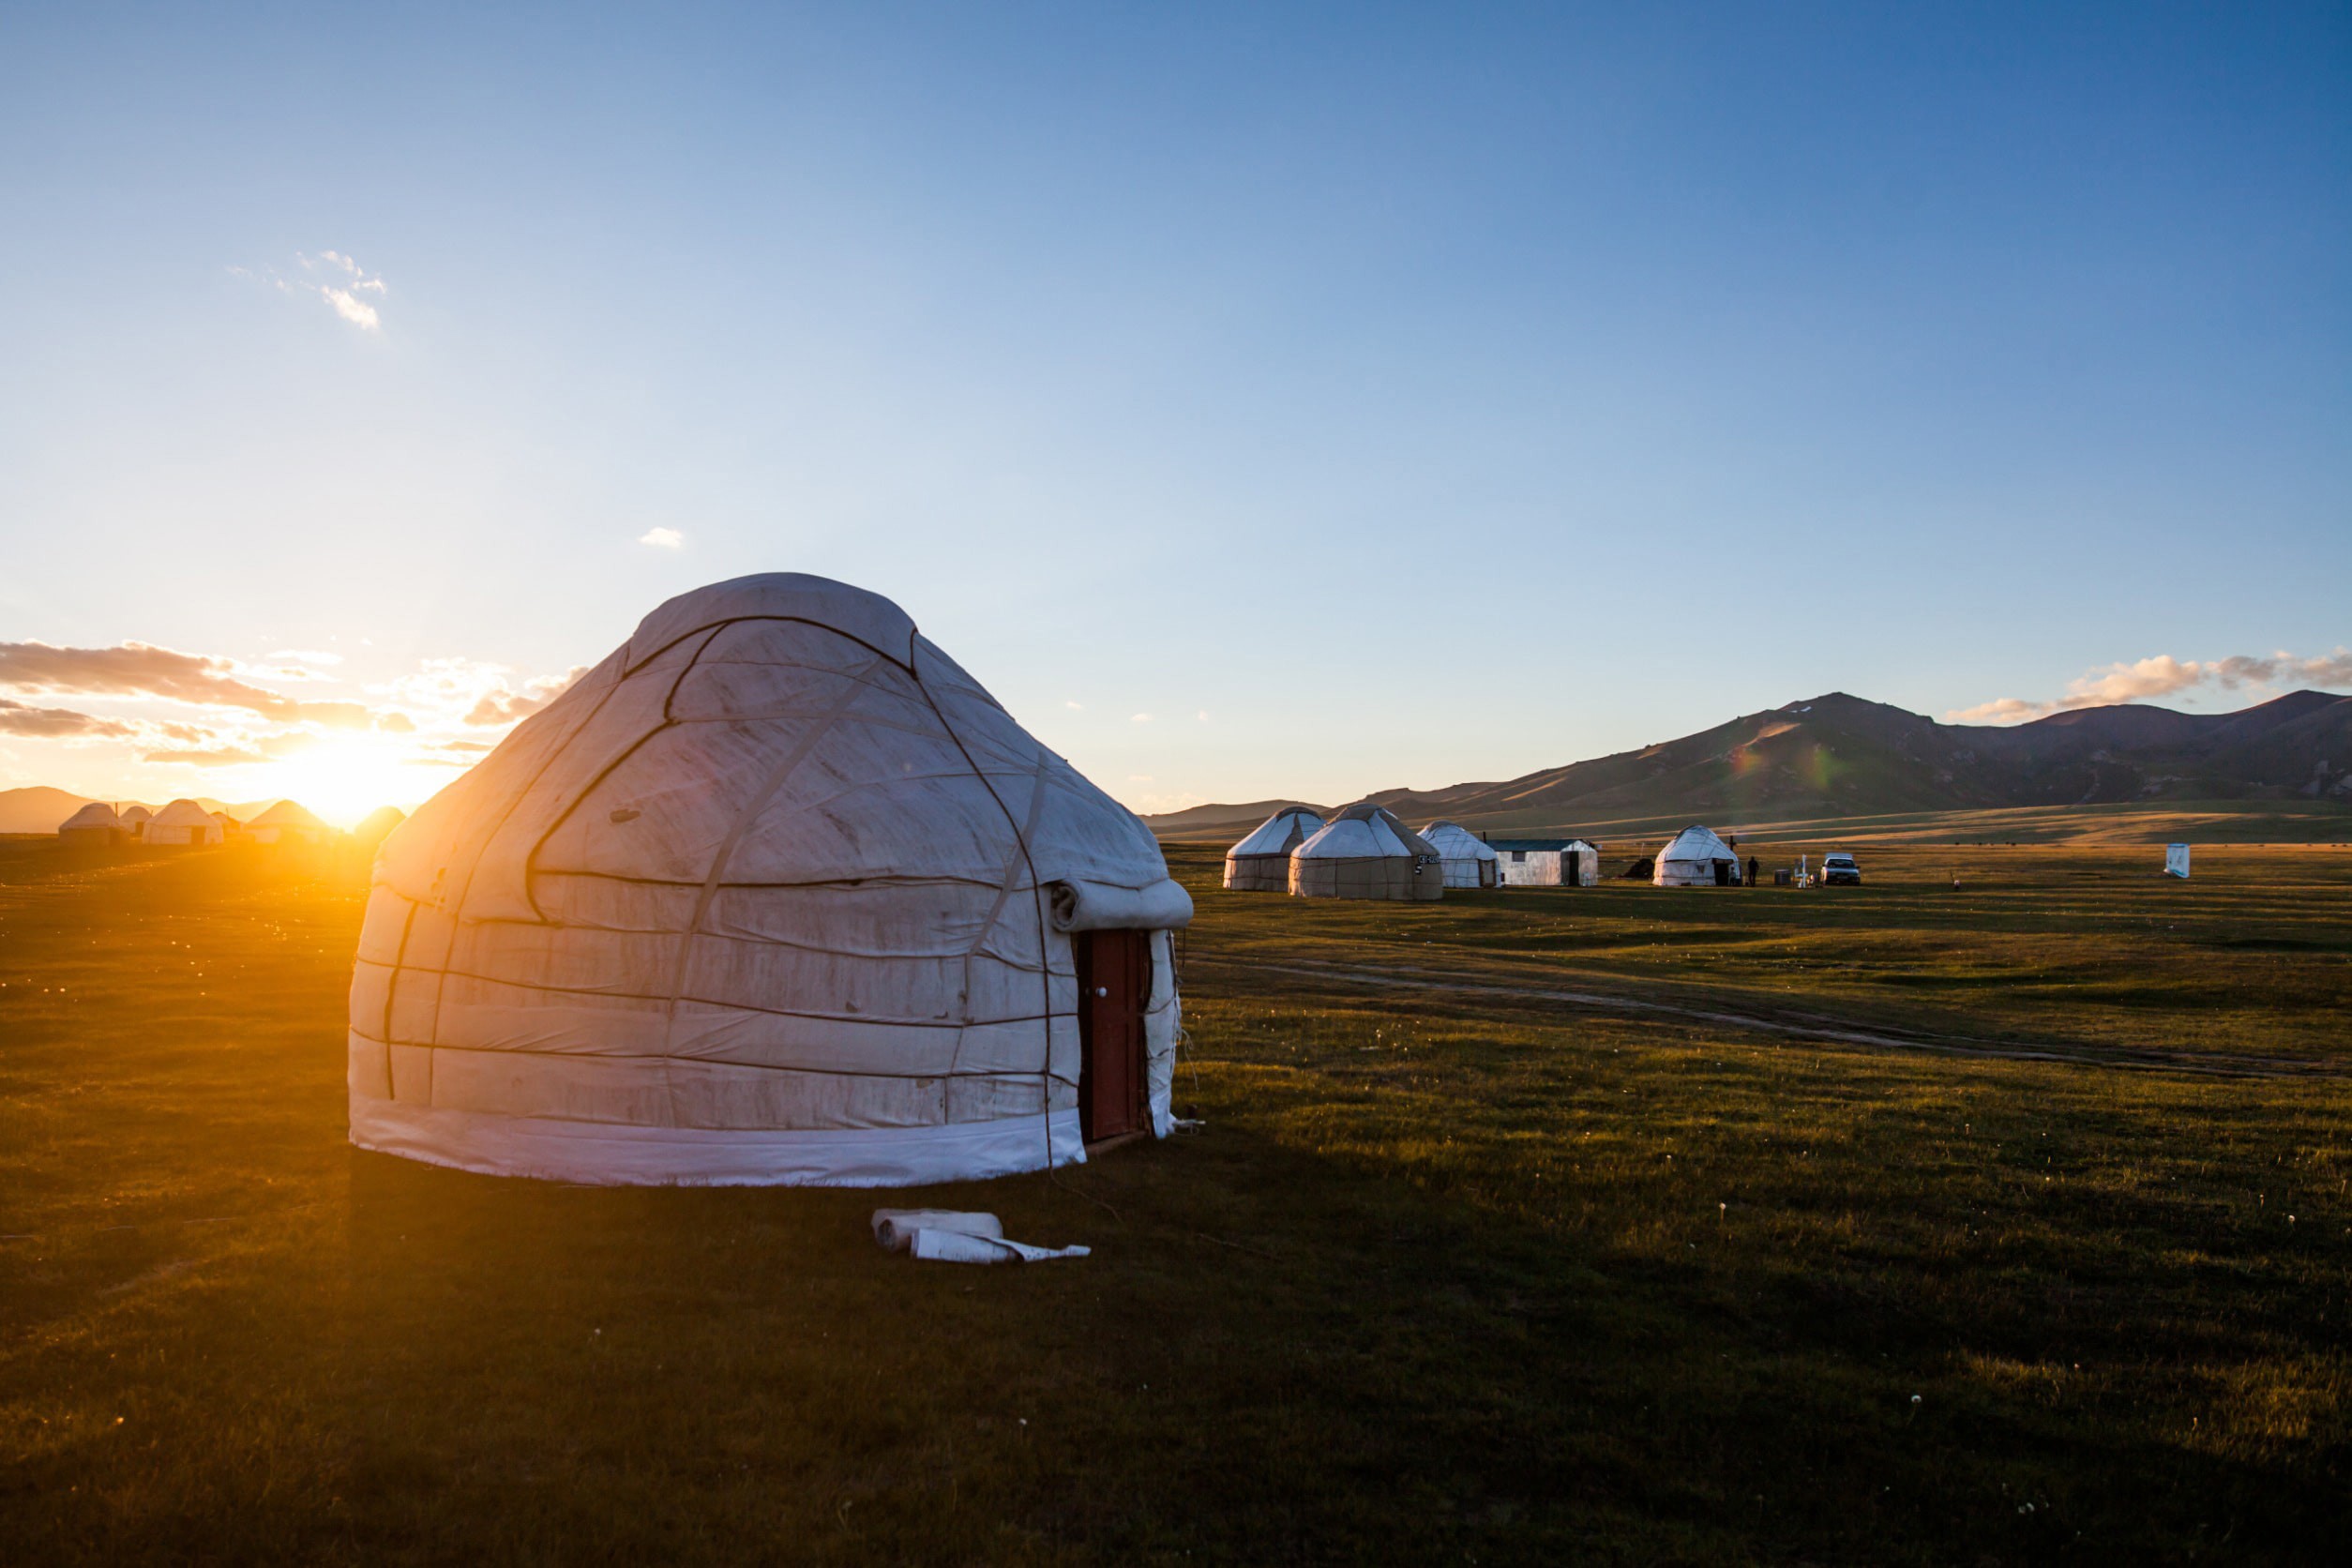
[232,733,452,828]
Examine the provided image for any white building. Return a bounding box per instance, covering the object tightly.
[1491,838,1600,887]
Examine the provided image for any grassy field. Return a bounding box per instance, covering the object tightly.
[2,834,2346,1563]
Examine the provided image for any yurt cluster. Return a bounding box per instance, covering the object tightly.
[1223,808,1748,898]
[55,797,351,849]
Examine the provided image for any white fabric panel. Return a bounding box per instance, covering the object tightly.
[348,573,1179,1187]
[1145,927,1180,1137]
[351,1085,1084,1186]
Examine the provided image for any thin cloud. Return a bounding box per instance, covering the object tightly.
[464,666,587,727]
[0,698,134,740]
[1130,712,1153,723]
[1950,648,2352,724]
[323,289,380,330]
[639,527,686,550]
[1063,700,1083,711]
[234,251,390,332]
[142,744,271,766]
[0,640,370,726]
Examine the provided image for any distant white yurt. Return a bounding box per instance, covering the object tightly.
[57,802,123,846]
[248,800,330,845]
[1224,807,1325,890]
[1419,821,1500,890]
[120,804,152,839]
[2164,844,2191,879]
[350,573,1194,1187]
[145,798,224,847]
[1290,804,1444,900]
[1653,824,1740,886]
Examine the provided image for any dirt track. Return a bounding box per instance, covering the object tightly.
[1208,956,2347,1080]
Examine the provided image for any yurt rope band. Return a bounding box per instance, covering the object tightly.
[907,642,1063,1174]
[659,653,887,1051]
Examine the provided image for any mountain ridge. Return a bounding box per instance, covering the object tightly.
[1149,690,2352,840]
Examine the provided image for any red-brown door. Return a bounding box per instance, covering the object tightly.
[1074,928,1150,1143]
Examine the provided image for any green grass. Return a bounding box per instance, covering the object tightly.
[1,835,2346,1562]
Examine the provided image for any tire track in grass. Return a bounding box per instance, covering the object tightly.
[1205,957,2347,1080]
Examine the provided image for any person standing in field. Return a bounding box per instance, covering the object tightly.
[1747,855,1759,886]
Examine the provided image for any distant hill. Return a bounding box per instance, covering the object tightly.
[1148,691,2352,841]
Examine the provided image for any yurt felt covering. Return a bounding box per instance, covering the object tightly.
[1224,807,1323,890]
[1419,821,1500,890]
[348,574,1192,1187]
[1290,805,1444,900]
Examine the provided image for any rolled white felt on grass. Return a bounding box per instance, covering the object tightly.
[871,1209,1003,1251]
[870,1208,1090,1263]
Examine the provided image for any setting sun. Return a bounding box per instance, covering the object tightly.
[222,733,446,829]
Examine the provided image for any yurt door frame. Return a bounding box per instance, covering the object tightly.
[1073,929,1149,1143]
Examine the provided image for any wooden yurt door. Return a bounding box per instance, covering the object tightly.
[1074,928,1150,1142]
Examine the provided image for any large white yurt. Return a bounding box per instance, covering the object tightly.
[120,804,152,839]
[1653,824,1741,886]
[57,802,123,846]
[248,799,330,845]
[349,573,1194,1187]
[1290,804,1444,900]
[145,798,224,847]
[1419,821,1499,890]
[1224,806,1324,890]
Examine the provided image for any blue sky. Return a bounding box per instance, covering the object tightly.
[1,2,2346,818]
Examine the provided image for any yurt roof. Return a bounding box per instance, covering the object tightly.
[150,798,216,827]
[60,802,120,829]
[119,804,153,822]
[248,799,326,829]
[1419,821,1499,861]
[1295,803,1432,861]
[354,806,406,838]
[1230,806,1324,857]
[1659,824,1735,861]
